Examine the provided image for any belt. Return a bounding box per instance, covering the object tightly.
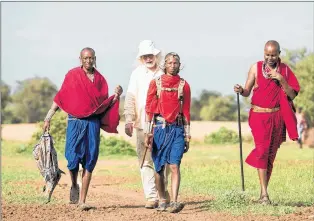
[156,116,166,122]
[153,116,167,128]
[252,105,280,113]
[153,116,180,128]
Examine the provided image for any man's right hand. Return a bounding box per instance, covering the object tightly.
[125,123,133,137]
[234,84,243,94]
[43,121,50,133]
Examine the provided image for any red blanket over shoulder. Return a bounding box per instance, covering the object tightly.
[251,61,300,141]
[54,67,119,133]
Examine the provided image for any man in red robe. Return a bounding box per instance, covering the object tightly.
[234,40,300,205]
[43,47,123,210]
[145,52,191,213]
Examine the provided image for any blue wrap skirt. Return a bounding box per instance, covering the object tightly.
[152,118,185,173]
[65,115,100,173]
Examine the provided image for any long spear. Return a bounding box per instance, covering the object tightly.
[237,93,245,191]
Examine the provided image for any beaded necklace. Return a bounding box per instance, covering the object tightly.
[262,62,278,79]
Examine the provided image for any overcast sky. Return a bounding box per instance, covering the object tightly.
[2,2,313,97]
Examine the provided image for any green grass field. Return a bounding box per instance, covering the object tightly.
[2,139,314,216]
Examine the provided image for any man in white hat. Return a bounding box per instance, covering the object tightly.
[124,40,169,209]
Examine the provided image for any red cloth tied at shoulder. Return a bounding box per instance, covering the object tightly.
[254,61,300,141]
[54,67,119,133]
[278,62,300,141]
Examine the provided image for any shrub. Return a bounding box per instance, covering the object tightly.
[29,111,136,156]
[99,136,136,156]
[30,111,67,153]
[31,111,67,144]
[204,127,239,144]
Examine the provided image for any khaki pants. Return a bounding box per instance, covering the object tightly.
[136,129,168,202]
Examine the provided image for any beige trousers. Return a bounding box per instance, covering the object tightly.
[136,129,168,202]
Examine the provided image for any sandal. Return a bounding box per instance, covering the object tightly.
[78,203,95,211]
[167,202,185,213]
[156,202,168,212]
[69,184,80,204]
[253,195,271,205]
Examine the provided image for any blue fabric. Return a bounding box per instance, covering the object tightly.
[65,115,100,173]
[152,119,185,173]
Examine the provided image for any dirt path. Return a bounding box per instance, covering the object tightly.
[2,159,314,221]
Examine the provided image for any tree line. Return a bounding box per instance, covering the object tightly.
[1,49,313,125]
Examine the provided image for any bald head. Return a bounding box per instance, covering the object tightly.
[264,40,281,53]
[263,40,281,68]
[80,47,95,57]
[80,47,96,71]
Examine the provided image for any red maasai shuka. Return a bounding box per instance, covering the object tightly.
[145,74,191,123]
[54,67,119,133]
[246,60,300,172]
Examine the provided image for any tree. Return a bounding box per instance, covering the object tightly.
[200,95,238,121]
[191,90,221,120]
[1,81,12,123]
[282,49,314,125]
[11,77,58,123]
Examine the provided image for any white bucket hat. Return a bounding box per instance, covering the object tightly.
[136,40,161,58]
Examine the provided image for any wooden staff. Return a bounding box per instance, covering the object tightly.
[140,120,154,169]
[237,93,245,191]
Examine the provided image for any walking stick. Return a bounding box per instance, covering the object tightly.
[140,120,154,169]
[140,146,148,169]
[140,134,153,169]
[237,93,245,191]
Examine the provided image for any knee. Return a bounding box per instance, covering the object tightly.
[70,165,79,173]
[169,164,180,174]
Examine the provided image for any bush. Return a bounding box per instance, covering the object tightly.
[30,111,67,153]
[99,136,136,156]
[31,111,67,144]
[29,111,136,156]
[204,127,239,144]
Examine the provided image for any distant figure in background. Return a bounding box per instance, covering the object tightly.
[234,40,300,205]
[296,107,308,148]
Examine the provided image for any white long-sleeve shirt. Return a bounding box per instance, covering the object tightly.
[124,65,164,129]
